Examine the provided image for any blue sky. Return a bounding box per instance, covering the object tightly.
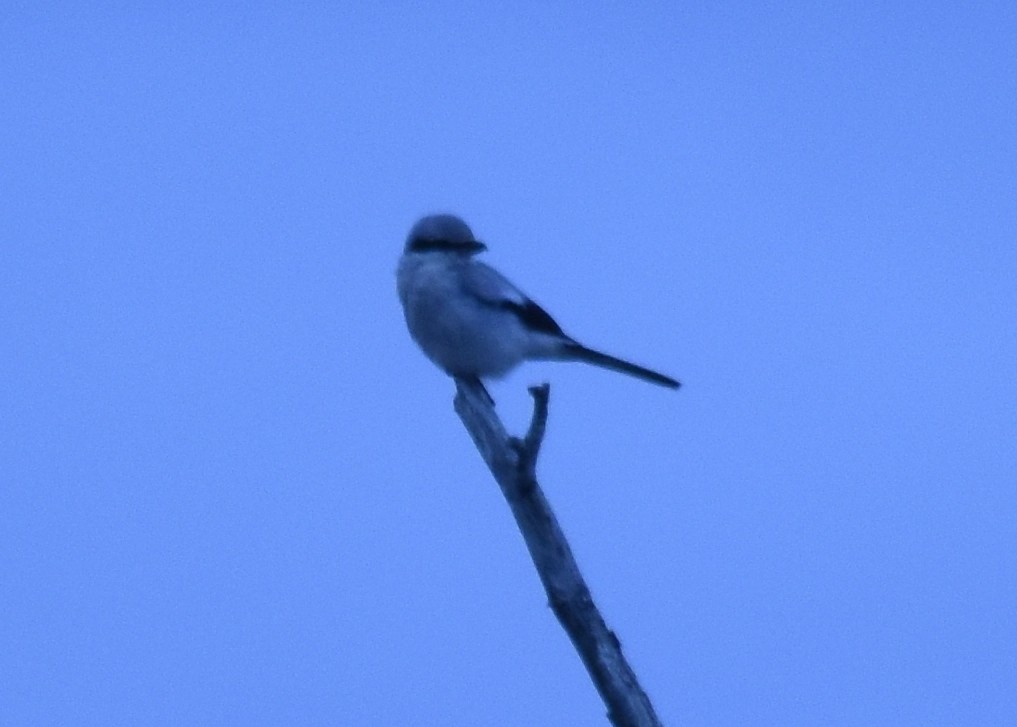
[2,4,1015,725]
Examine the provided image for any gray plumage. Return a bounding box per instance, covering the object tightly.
[397,214,679,389]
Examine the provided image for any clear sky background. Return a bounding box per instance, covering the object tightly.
[3,4,1015,726]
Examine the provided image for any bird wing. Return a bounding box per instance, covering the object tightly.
[462,262,566,337]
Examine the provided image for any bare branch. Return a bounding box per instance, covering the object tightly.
[453,379,663,727]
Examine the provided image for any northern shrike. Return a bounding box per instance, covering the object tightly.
[397,214,680,390]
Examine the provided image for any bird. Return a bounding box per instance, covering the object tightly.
[396,213,680,392]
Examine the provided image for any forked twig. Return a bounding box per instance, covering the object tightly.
[453,379,663,727]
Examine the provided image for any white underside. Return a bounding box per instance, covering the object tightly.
[397,253,565,378]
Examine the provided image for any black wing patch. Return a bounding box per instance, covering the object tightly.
[500,299,565,336]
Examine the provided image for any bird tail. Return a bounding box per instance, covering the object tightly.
[562,342,680,389]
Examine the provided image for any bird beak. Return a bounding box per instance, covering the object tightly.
[467,240,487,255]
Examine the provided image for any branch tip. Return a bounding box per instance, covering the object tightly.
[516,382,551,474]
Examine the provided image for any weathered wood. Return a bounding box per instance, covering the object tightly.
[453,379,663,727]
